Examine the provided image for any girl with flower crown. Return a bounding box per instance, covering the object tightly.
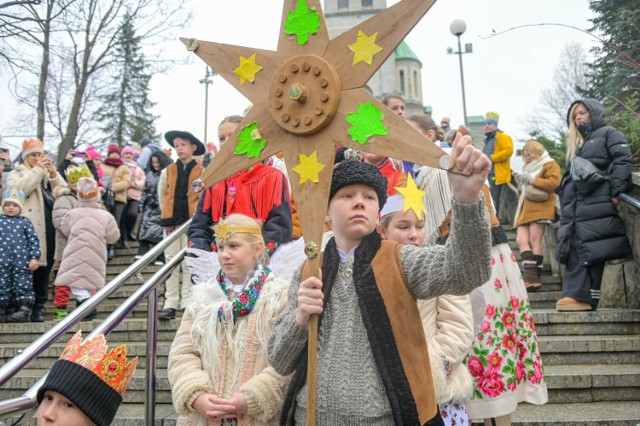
[169,213,291,426]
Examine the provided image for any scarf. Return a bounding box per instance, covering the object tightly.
[514,151,555,223]
[215,266,270,321]
[103,157,123,168]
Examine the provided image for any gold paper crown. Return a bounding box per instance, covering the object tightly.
[485,111,500,122]
[213,219,262,243]
[59,331,138,395]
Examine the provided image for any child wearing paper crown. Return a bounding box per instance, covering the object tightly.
[53,178,119,320]
[376,174,474,426]
[36,330,138,426]
[0,188,40,323]
[52,166,93,272]
[168,213,291,426]
[268,136,492,425]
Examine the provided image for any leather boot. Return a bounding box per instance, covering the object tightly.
[8,306,31,323]
[31,305,45,322]
[534,254,544,273]
[521,251,541,292]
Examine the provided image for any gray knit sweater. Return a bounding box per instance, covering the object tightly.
[267,199,491,425]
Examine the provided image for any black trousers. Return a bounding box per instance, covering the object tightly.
[562,242,605,309]
[33,214,55,307]
[122,199,139,241]
[488,174,502,216]
[109,201,126,241]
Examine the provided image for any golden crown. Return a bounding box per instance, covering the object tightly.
[59,331,138,395]
[213,219,262,243]
[485,111,500,122]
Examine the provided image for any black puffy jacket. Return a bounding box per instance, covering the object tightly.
[556,98,632,266]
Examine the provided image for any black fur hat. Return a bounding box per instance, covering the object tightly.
[329,160,388,209]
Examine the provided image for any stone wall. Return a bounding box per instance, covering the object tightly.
[600,173,640,309]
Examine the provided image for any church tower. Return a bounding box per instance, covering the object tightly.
[323,0,397,99]
[323,0,427,115]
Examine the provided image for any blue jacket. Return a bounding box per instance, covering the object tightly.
[0,214,41,265]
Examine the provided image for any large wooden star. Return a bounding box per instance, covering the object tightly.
[182,1,446,421]
[183,0,446,256]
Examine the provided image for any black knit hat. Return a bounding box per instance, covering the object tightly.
[329,160,388,209]
[37,360,123,426]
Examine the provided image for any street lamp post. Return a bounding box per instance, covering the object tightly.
[449,19,471,127]
[199,65,217,143]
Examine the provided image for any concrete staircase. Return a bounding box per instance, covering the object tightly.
[506,230,640,426]
[1,236,640,425]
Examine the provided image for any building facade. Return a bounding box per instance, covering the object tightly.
[323,0,428,116]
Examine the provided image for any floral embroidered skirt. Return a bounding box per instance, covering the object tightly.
[464,243,548,419]
[440,401,469,426]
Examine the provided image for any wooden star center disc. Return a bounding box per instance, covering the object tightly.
[268,55,341,135]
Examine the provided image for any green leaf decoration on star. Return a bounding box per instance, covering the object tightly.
[284,0,320,45]
[234,122,267,158]
[346,102,389,144]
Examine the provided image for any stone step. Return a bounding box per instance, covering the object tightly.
[0,369,174,404]
[532,309,640,336]
[542,364,640,404]
[0,317,182,344]
[528,290,564,309]
[1,404,179,426]
[511,401,640,425]
[538,335,640,365]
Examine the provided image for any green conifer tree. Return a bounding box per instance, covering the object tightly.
[96,13,157,146]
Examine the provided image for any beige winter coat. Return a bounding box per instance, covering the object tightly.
[101,163,131,203]
[419,294,475,404]
[52,186,78,261]
[7,163,66,266]
[168,273,291,426]
[54,200,120,291]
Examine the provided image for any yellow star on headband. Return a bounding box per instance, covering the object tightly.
[349,30,383,66]
[292,151,325,184]
[394,174,427,219]
[234,53,263,85]
[214,221,232,242]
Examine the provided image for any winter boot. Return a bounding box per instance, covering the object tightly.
[534,254,544,273]
[54,307,69,320]
[8,306,32,323]
[521,251,542,292]
[76,300,98,321]
[31,305,45,322]
[108,245,116,261]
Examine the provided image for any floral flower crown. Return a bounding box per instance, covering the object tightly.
[213,219,262,243]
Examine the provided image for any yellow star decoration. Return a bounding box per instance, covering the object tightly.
[233,54,263,85]
[214,221,232,243]
[395,175,427,219]
[348,30,383,66]
[292,151,326,184]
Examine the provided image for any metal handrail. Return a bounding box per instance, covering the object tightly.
[619,193,640,210]
[0,219,192,424]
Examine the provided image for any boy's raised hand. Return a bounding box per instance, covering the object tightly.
[447,135,492,204]
[296,270,324,327]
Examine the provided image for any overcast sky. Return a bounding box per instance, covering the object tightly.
[0,0,596,152]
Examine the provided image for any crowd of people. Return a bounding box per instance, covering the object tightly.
[0,94,634,426]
